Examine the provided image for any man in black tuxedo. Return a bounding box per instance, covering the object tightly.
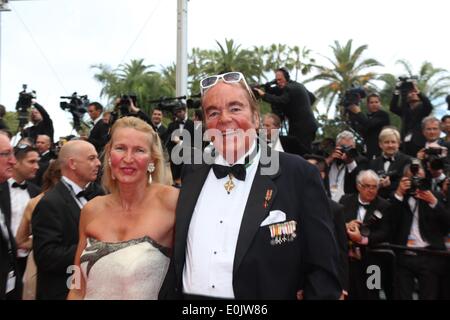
[369,127,411,199]
[32,134,57,187]
[390,162,450,300]
[0,144,40,277]
[160,72,341,299]
[151,107,168,140]
[262,113,309,156]
[348,93,390,159]
[339,170,392,300]
[21,102,54,143]
[165,103,195,185]
[87,102,109,154]
[326,130,368,202]
[32,140,101,300]
[390,81,432,157]
[0,133,22,300]
[254,68,318,153]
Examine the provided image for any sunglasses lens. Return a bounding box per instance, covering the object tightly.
[223,72,241,82]
[201,76,218,89]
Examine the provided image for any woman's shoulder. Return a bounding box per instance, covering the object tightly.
[82,194,112,217]
[150,183,179,211]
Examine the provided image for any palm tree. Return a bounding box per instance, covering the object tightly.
[306,39,383,117]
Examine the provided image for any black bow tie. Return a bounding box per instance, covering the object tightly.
[12,182,27,190]
[383,157,394,163]
[212,164,246,181]
[76,190,88,199]
[359,202,370,210]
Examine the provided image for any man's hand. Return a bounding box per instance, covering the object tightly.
[415,190,438,206]
[379,176,391,188]
[346,220,362,243]
[253,88,265,97]
[396,177,411,197]
[348,104,361,114]
[416,148,426,161]
[129,99,139,113]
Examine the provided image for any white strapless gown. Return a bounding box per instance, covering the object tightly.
[80,236,170,300]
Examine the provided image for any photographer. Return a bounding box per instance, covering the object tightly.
[325,131,368,202]
[390,78,433,157]
[348,93,390,159]
[112,95,151,125]
[390,161,450,299]
[253,68,318,152]
[165,103,194,186]
[369,127,411,199]
[416,116,450,172]
[339,170,392,300]
[21,102,54,143]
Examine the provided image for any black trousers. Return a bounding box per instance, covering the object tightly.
[348,258,380,300]
[394,253,446,300]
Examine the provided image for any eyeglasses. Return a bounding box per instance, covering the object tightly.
[359,183,378,191]
[200,72,256,100]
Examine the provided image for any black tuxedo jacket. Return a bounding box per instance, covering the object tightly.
[88,119,109,153]
[339,194,391,245]
[31,181,81,300]
[165,119,195,151]
[0,181,40,228]
[279,135,310,157]
[160,151,341,299]
[368,152,411,199]
[329,200,349,292]
[349,110,390,159]
[0,186,22,300]
[328,155,368,198]
[152,123,168,140]
[21,103,54,143]
[389,194,450,250]
[32,150,57,188]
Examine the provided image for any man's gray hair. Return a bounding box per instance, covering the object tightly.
[421,116,440,130]
[356,169,380,186]
[336,130,355,144]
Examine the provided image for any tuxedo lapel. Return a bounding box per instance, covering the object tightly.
[0,182,11,227]
[174,164,211,280]
[55,182,81,226]
[233,164,278,275]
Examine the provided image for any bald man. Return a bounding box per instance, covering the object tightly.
[32,140,101,300]
[32,134,57,187]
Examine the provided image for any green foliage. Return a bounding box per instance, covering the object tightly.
[3,112,19,135]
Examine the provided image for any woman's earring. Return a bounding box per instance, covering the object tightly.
[148,163,155,184]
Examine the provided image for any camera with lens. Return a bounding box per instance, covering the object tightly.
[16,84,37,128]
[376,169,397,179]
[408,160,429,195]
[424,147,446,171]
[359,210,383,237]
[397,76,418,94]
[342,86,366,109]
[60,92,89,131]
[118,94,137,115]
[186,94,202,109]
[250,79,279,99]
[157,98,185,113]
[339,144,358,159]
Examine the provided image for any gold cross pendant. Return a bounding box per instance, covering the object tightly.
[224,174,235,194]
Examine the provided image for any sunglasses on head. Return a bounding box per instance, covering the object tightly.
[200,72,256,100]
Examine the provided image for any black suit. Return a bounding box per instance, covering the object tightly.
[0,185,22,300]
[88,119,109,154]
[369,152,411,199]
[328,155,368,201]
[165,119,195,181]
[152,123,168,141]
[329,200,349,293]
[340,194,392,300]
[0,181,40,228]
[161,151,342,299]
[32,181,81,300]
[349,110,390,159]
[390,93,433,157]
[390,194,450,299]
[262,81,318,152]
[21,103,54,143]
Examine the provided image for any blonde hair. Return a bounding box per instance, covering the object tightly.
[378,127,401,143]
[102,116,171,193]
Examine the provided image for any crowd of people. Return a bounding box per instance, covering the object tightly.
[0,68,449,300]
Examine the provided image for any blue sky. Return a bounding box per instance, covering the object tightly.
[2,0,449,139]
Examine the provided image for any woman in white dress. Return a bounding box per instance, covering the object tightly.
[67,116,179,300]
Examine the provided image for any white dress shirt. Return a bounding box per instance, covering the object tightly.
[182,142,260,298]
[329,161,357,202]
[61,176,88,208]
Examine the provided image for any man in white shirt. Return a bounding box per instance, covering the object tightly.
[390,161,450,299]
[161,71,341,300]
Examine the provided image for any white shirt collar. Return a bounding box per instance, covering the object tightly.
[214,139,257,166]
[61,176,85,194]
